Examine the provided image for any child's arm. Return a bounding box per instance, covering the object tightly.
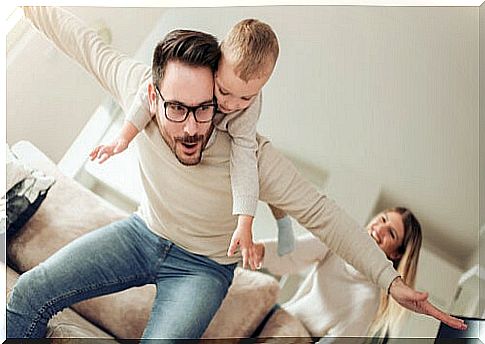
[254,233,330,276]
[227,92,261,217]
[89,120,138,163]
[227,215,258,270]
[226,94,262,269]
[90,80,153,163]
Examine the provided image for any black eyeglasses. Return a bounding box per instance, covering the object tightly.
[155,85,217,123]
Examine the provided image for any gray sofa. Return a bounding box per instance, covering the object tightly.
[6,140,311,341]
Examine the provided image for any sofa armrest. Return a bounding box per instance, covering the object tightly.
[11,141,55,169]
[7,141,128,273]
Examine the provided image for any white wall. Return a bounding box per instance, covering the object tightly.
[122,5,478,269]
[6,7,165,163]
[259,6,478,269]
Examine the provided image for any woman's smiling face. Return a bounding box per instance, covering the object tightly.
[367,211,405,261]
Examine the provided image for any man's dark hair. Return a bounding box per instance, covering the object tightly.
[152,29,220,87]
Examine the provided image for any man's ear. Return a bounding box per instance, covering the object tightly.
[148,82,157,114]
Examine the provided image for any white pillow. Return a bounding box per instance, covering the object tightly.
[3,144,55,236]
[5,144,31,193]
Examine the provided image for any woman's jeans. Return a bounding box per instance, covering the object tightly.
[7,214,236,341]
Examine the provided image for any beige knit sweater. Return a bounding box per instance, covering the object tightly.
[24,6,399,291]
[126,79,262,216]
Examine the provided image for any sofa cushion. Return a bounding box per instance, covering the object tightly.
[203,268,279,338]
[258,307,312,338]
[6,264,115,341]
[72,267,279,339]
[7,141,281,339]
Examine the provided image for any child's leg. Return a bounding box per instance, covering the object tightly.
[268,204,295,256]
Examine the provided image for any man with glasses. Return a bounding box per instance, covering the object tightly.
[8,6,466,341]
[153,83,216,166]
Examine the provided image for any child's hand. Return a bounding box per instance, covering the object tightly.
[227,222,261,270]
[253,242,265,267]
[89,137,129,164]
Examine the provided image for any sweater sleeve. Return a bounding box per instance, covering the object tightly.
[125,78,154,131]
[257,136,399,291]
[226,93,261,216]
[262,233,330,276]
[23,6,151,115]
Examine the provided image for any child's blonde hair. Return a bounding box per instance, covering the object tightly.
[220,19,279,82]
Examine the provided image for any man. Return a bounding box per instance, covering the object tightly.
[7,6,465,340]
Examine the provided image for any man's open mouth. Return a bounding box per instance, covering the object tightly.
[181,142,198,149]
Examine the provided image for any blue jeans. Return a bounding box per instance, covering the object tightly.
[7,214,236,341]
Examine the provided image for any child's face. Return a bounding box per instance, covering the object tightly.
[214,56,271,114]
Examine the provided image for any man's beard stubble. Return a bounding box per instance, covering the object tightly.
[157,115,214,166]
[174,133,205,166]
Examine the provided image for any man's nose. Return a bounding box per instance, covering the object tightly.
[183,111,198,136]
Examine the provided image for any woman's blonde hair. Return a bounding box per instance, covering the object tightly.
[367,207,422,342]
[220,18,279,82]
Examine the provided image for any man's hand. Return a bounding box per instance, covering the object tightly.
[227,217,261,270]
[389,277,467,331]
[89,137,129,164]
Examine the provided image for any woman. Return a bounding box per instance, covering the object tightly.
[254,207,422,341]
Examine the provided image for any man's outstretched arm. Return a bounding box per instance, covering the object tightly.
[23,6,151,114]
[257,136,466,330]
[388,276,466,330]
[257,136,397,290]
